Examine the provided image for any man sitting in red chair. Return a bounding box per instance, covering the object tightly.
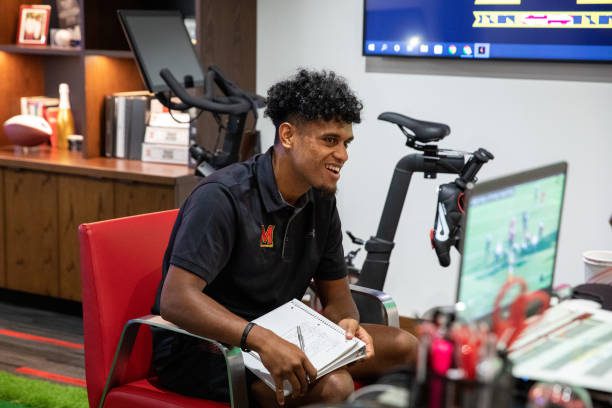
[152,69,418,407]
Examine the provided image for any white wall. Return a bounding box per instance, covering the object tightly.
[257,0,612,316]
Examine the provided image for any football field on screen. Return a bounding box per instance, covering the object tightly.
[458,175,564,321]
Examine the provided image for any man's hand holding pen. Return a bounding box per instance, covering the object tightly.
[247,325,316,406]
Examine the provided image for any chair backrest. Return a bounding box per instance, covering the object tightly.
[79,209,179,408]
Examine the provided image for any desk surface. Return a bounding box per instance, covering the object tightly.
[0,146,196,185]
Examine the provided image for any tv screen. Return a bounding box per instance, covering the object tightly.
[118,10,204,93]
[457,168,566,322]
[363,0,612,62]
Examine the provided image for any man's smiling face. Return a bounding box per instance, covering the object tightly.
[287,120,354,195]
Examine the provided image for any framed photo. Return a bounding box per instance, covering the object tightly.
[17,5,51,45]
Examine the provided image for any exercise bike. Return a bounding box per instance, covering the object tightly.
[344,112,494,323]
[155,66,265,176]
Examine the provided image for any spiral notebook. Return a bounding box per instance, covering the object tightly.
[242,299,366,394]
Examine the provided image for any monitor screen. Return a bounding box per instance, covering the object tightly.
[363,0,612,62]
[118,10,204,93]
[457,163,567,322]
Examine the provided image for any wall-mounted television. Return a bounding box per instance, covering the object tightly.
[363,0,612,62]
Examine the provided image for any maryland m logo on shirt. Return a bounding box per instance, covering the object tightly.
[260,225,275,248]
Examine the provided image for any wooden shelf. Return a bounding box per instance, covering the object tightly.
[84,49,134,58]
[0,44,82,56]
[0,46,135,59]
[0,147,197,185]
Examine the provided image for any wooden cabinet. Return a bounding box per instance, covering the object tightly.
[57,174,114,300]
[0,149,199,300]
[5,169,59,297]
[0,0,255,301]
[113,182,174,219]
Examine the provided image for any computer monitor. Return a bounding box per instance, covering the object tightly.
[117,10,204,93]
[456,162,567,322]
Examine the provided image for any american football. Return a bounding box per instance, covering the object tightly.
[2,115,52,147]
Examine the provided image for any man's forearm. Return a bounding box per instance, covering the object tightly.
[315,278,360,324]
[161,281,245,345]
[162,284,276,355]
[320,295,359,324]
[160,265,275,351]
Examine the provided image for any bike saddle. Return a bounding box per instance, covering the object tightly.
[378,112,450,143]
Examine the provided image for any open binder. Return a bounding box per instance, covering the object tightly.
[242,299,366,394]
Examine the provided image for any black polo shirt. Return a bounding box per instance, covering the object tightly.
[152,147,347,321]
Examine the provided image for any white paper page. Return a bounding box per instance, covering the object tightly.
[241,299,365,393]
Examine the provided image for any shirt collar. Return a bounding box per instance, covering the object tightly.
[257,147,313,213]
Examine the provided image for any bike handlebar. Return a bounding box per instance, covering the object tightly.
[159,67,265,115]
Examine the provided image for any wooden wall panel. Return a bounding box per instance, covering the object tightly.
[175,177,199,208]
[83,56,144,159]
[0,169,4,287]
[5,169,58,296]
[113,182,174,218]
[58,175,114,301]
[195,0,257,151]
[0,0,43,44]
[82,0,191,51]
[44,57,86,142]
[198,0,256,92]
[0,53,44,146]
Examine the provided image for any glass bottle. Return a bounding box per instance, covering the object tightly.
[56,83,75,150]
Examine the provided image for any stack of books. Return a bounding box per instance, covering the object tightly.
[141,99,191,165]
[104,91,152,160]
[20,96,59,147]
[104,94,192,165]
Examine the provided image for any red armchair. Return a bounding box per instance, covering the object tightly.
[79,209,247,408]
[79,209,400,407]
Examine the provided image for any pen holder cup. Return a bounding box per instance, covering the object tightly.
[410,358,514,408]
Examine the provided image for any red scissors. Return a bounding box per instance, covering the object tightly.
[492,276,550,350]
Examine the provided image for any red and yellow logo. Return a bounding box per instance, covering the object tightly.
[260,225,275,248]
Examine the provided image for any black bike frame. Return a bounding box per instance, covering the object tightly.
[356,153,465,291]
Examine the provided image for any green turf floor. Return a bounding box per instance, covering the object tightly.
[0,371,87,408]
[0,401,29,408]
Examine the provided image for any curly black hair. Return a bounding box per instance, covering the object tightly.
[264,69,362,139]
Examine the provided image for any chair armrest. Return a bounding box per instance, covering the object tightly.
[100,314,248,408]
[350,284,399,328]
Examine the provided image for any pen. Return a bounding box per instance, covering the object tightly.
[297,325,305,352]
[297,325,312,386]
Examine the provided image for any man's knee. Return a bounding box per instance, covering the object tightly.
[374,328,418,368]
[318,369,354,402]
[386,328,419,366]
